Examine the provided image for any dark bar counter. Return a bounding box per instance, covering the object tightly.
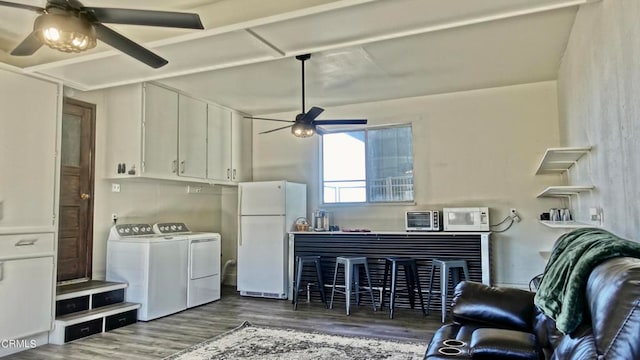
[287,231,491,312]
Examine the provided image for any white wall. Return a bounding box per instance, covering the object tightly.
[253,81,565,287]
[67,88,223,279]
[557,0,640,240]
[253,81,560,287]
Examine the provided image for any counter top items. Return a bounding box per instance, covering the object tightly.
[312,209,330,231]
[295,217,310,232]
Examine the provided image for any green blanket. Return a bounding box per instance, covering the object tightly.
[533,227,640,334]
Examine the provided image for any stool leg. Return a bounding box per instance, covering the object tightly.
[412,262,426,316]
[363,262,376,311]
[426,262,436,315]
[462,263,470,282]
[381,260,390,309]
[390,261,398,319]
[441,265,448,323]
[404,264,415,309]
[452,268,460,288]
[354,263,361,306]
[314,259,327,308]
[330,261,339,310]
[294,257,303,310]
[345,261,352,315]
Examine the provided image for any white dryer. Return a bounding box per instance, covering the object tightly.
[106,224,189,321]
[153,223,221,307]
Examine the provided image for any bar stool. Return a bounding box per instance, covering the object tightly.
[381,257,426,319]
[427,259,469,322]
[330,256,377,315]
[293,255,327,310]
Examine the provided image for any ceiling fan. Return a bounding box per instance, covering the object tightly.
[0,0,204,68]
[245,54,368,138]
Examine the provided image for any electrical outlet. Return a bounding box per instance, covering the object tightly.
[510,208,521,223]
[111,183,121,193]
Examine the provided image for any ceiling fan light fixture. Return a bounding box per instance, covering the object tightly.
[34,12,97,53]
[291,122,315,138]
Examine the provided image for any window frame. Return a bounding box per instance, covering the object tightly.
[319,123,415,206]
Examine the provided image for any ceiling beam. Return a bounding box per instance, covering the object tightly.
[286,0,596,57]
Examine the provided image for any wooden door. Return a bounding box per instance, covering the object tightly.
[57,98,96,282]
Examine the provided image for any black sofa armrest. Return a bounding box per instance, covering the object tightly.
[451,281,537,332]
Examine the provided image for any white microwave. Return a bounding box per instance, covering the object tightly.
[405,211,441,231]
[443,207,490,231]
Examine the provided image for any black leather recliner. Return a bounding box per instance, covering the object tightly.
[424,257,640,360]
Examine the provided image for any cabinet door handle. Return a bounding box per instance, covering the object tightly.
[232,169,236,180]
[172,160,178,173]
[0,262,3,281]
[15,238,38,247]
[180,161,185,174]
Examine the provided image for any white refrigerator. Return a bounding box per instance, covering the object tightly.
[237,181,306,299]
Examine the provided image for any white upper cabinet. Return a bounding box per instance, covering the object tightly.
[104,83,143,177]
[143,83,179,179]
[178,95,207,179]
[105,82,250,185]
[231,111,252,183]
[0,69,58,230]
[207,103,232,181]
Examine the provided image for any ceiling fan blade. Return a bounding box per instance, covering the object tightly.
[301,106,324,122]
[259,124,293,134]
[0,1,44,12]
[10,31,43,56]
[85,7,204,29]
[314,119,368,125]
[244,116,294,123]
[94,23,168,68]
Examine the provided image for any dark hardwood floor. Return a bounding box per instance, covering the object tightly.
[8,286,442,360]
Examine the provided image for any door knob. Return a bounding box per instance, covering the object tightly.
[80,193,91,200]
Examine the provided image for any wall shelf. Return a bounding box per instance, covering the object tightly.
[539,220,594,229]
[537,185,594,198]
[535,147,591,175]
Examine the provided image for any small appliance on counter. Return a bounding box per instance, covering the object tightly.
[312,209,330,231]
[443,207,490,231]
[405,210,442,231]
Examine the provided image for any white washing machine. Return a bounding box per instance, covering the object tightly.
[106,224,189,321]
[153,223,221,307]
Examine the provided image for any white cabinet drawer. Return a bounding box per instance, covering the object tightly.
[0,233,54,258]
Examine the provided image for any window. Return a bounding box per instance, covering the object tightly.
[322,124,414,204]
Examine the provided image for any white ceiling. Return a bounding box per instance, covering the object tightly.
[0,0,593,115]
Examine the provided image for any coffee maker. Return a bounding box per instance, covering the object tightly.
[312,209,329,231]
